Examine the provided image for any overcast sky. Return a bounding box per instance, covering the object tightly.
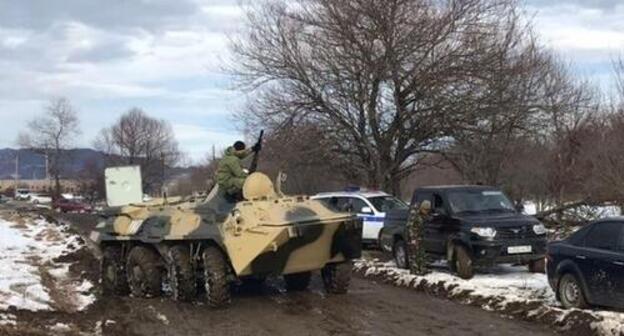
[0,0,622,162]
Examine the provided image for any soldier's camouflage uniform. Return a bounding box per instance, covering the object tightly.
[216,147,252,196]
[406,205,429,275]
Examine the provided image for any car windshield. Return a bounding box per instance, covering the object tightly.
[447,190,515,215]
[366,196,408,213]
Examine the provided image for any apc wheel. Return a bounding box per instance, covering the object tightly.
[322,262,352,294]
[284,272,312,291]
[528,258,546,273]
[169,245,196,302]
[558,273,589,309]
[454,245,474,280]
[393,239,408,269]
[126,246,163,298]
[202,246,231,308]
[101,245,129,296]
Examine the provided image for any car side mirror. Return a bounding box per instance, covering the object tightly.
[361,206,373,214]
[515,203,525,213]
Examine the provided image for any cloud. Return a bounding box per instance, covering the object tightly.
[528,3,624,53]
[0,0,621,162]
[525,1,624,90]
[0,1,248,161]
[526,0,622,11]
[0,0,199,32]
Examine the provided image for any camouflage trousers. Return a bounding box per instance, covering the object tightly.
[406,208,428,276]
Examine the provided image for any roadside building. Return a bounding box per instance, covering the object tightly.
[0,179,85,194]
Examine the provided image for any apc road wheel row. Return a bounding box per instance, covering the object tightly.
[101,246,130,296]
[126,246,162,298]
[169,245,197,302]
[101,244,352,307]
[202,246,231,308]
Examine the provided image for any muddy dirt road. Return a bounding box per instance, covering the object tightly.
[104,276,557,336]
[7,275,557,336]
[1,205,556,335]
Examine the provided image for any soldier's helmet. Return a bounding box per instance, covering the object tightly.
[419,200,432,214]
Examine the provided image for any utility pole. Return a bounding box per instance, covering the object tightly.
[211,144,216,161]
[14,151,19,195]
[160,152,168,202]
[45,152,49,180]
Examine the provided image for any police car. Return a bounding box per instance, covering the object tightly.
[312,189,408,245]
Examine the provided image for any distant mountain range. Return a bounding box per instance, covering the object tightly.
[0,148,194,182]
[0,148,107,180]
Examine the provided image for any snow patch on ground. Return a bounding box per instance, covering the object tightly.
[0,216,95,312]
[49,322,72,333]
[355,259,624,336]
[0,313,16,326]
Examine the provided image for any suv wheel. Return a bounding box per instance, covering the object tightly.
[454,245,474,280]
[126,246,163,298]
[284,272,312,291]
[393,239,408,269]
[322,262,351,294]
[528,258,546,273]
[558,273,589,309]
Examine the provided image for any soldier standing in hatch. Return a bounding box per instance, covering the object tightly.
[216,140,261,201]
[406,200,431,275]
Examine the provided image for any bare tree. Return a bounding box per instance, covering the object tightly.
[233,0,556,194]
[256,125,353,194]
[18,97,81,197]
[167,154,219,196]
[94,108,181,193]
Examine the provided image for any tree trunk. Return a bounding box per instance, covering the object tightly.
[55,174,61,198]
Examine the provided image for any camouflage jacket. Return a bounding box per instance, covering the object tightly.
[216,147,252,194]
[406,207,429,275]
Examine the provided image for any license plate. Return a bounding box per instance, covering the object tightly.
[508,245,532,254]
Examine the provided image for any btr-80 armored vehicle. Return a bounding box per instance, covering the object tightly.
[90,167,362,307]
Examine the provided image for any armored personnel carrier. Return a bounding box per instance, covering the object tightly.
[90,167,362,307]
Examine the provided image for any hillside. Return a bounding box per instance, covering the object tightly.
[0,148,106,179]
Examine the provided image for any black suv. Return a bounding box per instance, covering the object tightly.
[546,219,624,309]
[380,186,547,279]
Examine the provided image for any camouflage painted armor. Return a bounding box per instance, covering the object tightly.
[406,205,429,275]
[91,171,363,307]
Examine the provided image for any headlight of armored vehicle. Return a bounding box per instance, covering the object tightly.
[470,227,497,239]
[532,223,547,235]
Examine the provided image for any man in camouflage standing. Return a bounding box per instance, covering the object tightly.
[406,200,432,275]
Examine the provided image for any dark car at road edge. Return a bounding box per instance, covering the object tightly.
[546,219,624,309]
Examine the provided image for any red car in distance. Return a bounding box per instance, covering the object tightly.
[53,198,92,213]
